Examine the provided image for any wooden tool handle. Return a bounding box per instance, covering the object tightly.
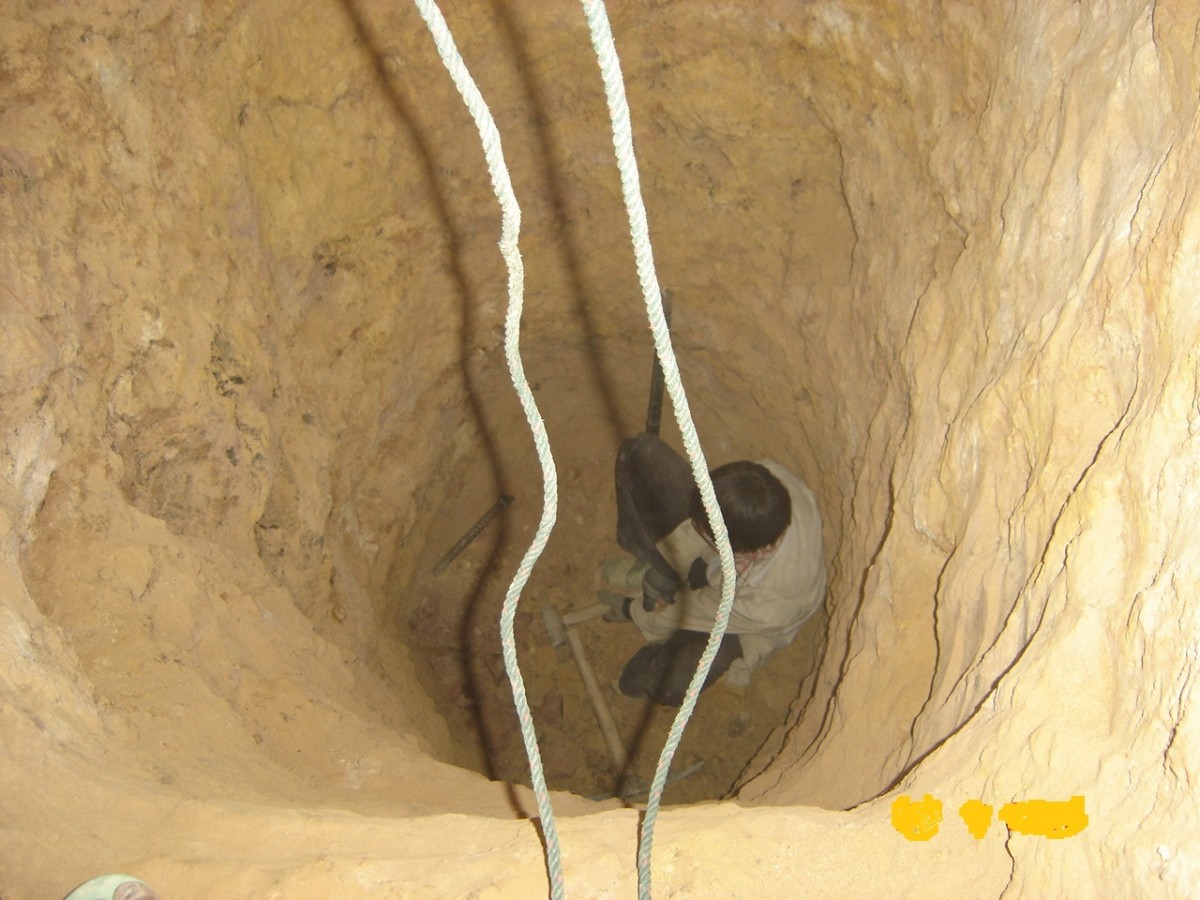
[561,601,610,628]
[564,627,627,771]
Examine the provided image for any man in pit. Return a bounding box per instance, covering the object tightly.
[602,433,826,707]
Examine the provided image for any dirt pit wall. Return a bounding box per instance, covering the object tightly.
[2,1,1198,897]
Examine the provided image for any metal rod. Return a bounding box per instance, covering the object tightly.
[618,761,704,801]
[587,761,704,803]
[432,494,514,575]
[645,289,673,436]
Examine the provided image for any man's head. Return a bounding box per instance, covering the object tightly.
[689,461,791,554]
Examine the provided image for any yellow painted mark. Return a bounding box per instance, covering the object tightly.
[891,794,943,841]
[959,798,994,839]
[999,796,1088,839]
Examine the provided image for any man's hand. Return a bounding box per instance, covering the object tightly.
[641,566,681,612]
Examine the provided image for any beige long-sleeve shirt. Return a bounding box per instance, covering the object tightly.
[629,460,825,682]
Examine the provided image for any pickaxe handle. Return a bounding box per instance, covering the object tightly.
[564,627,628,772]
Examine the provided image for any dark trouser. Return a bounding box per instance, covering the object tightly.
[618,629,743,707]
[614,433,694,586]
[613,433,742,706]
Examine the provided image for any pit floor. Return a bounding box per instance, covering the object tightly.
[398,365,825,804]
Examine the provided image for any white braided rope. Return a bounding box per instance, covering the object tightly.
[577,2,738,898]
[410,2,565,897]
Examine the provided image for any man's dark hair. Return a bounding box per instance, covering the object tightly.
[689,461,791,553]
